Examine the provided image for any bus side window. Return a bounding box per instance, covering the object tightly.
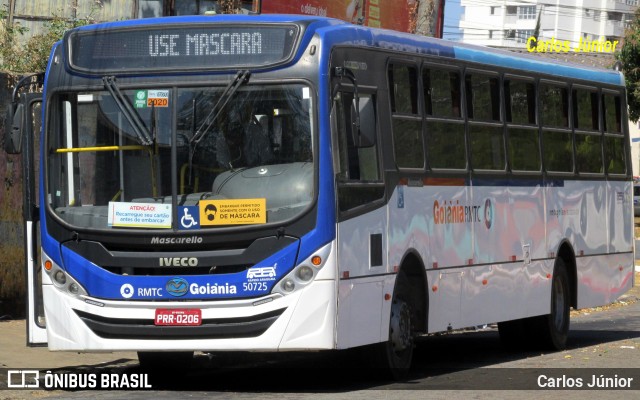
[540,83,573,173]
[465,73,500,122]
[540,83,569,128]
[573,88,599,131]
[389,63,423,169]
[423,67,466,170]
[602,93,625,175]
[466,72,504,171]
[603,93,622,134]
[504,78,540,172]
[334,91,384,212]
[605,136,626,174]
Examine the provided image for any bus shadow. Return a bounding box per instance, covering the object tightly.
[132,327,640,392]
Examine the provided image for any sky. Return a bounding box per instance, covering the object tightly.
[443,0,462,40]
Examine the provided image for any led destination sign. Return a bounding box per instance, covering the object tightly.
[66,24,300,73]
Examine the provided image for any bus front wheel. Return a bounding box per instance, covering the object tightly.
[375,272,414,379]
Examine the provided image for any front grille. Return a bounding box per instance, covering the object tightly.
[62,236,297,277]
[75,308,286,340]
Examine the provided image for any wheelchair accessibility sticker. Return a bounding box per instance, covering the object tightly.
[178,206,200,230]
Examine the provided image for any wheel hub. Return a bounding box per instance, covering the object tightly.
[390,299,412,352]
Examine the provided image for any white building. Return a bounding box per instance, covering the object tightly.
[459,0,637,48]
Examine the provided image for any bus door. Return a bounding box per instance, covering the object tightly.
[5,89,46,345]
[332,86,388,348]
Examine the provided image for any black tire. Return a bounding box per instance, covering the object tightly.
[529,258,571,350]
[137,351,194,371]
[374,272,414,380]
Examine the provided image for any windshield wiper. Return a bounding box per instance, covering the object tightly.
[189,70,251,146]
[103,76,153,146]
[186,70,251,185]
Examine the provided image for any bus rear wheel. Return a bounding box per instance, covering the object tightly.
[529,258,571,350]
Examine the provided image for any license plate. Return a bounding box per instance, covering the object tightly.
[154,309,202,326]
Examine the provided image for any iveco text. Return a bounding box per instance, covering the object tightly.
[159,257,198,267]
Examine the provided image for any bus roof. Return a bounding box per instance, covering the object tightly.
[70,14,623,86]
[312,20,624,87]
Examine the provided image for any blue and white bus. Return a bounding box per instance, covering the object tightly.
[5,14,634,377]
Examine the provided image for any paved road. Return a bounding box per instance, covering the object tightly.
[1,275,639,399]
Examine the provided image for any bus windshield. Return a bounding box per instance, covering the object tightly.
[46,83,314,230]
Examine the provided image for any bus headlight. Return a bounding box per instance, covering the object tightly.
[42,251,88,298]
[54,270,67,285]
[282,279,295,292]
[68,283,80,295]
[272,242,332,296]
[296,266,314,282]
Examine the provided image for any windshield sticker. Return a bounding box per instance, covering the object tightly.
[199,199,266,226]
[178,206,200,230]
[135,89,169,108]
[108,202,172,228]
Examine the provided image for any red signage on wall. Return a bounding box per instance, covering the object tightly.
[261,0,413,33]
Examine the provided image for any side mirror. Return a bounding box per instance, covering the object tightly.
[350,95,375,148]
[4,103,24,154]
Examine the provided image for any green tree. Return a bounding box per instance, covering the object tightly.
[219,0,243,14]
[0,4,28,72]
[533,10,541,41]
[618,9,640,122]
[1,6,99,73]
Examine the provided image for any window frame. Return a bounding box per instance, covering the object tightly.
[572,85,600,133]
[331,85,386,217]
[601,88,627,177]
[464,68,505,173]
[571,84,603,176]
[422,62,467,172]
[388,59,425,171]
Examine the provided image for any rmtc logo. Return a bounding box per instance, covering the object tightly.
[159,257,198,267]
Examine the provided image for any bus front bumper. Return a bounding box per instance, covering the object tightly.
[42,279,336,352]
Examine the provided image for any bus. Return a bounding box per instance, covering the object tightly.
[4,14,634,377]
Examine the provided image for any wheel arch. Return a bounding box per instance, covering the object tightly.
[556,240,577,309]
[396,249,428,333]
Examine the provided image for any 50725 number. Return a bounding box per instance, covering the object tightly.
[243,282,268,291]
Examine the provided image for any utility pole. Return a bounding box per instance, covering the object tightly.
[8,0,15,26]
[414,0,445,38]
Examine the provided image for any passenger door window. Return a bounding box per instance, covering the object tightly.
[333,91,384,213]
